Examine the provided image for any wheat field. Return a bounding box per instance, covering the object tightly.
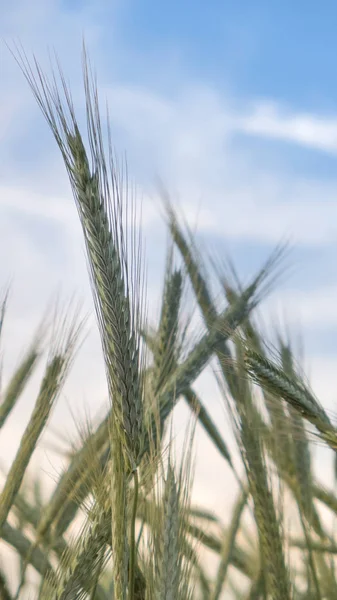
[0,46,337,599]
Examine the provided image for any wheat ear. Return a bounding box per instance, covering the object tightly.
[0,337,41,430]
[0,315,81,533]
[232,341,292,600]
[156,463,180,600]
[244,347,337,451]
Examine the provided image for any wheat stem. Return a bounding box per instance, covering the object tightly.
[128,468,139,600]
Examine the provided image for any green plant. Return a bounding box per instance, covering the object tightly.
[1,45,337,599]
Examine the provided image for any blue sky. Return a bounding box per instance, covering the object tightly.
[1,0,337,519]
[97,0,337,109]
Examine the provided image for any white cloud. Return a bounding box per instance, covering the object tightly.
[237,101,337,153]
[269,284,337,329]
[107,90,337,246]
[0,185,74,224]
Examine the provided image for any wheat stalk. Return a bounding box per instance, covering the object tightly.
[211,487,248,600]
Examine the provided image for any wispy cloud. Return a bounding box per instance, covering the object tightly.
[271,284,337,329]
[237,101,337,153]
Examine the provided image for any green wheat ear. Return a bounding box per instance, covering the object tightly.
[0,308,82,535]
[14,45,150,599]
[244,345,337,452]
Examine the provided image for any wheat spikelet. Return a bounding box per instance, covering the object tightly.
[37,411,111,541]
[0,313,81,533]
[240,423,291,599]
[152,253,183,395]
[15,46,145,470]
[37,429,111,600]
[165,201,242,411]
[165,202,218,327]
[159,282,263,406]
[0,340,41,430]
[55,512,109,600]
[143,291,254,461]
[156,463,180,600]
[6,310,83,599]
[232,341,292,600]
[138,260,183,493]
[244,346,337,452]
[229,302,323,538]
[67,126,144,466]
[44,421,129,600]
[39,506,108,600]
[279,341,325,538]
[219,277,302,485]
